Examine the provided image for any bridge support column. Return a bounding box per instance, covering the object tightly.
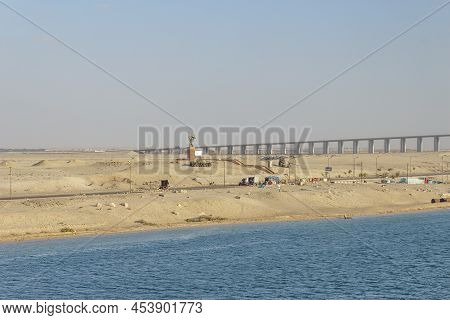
[368,140,375,154]
[255,145,261,155]
[240,145,247,155]
[266,144,273,155]
[280,144,287,155]
[400,138,406,153]
[417,137,423,152]
[203,147,209,155]
[384,139,391,153]
[323,141,329,155]
[216,147,222,155]
[296,143,302,155]
[227,146,234,155]
[337,141,344,154]
[434,136,440,152]
[353,140,359,154]
[308,142,315,155]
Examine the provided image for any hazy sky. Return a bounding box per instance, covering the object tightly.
[1,0,449,148]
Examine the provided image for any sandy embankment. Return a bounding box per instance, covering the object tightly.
[0,151,449,242]
[0,183,449,243]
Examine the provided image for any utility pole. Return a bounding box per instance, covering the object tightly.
[9,167,12,200]
[375,156,379,178]
[442,156,445,183]
[294,162,297,184]
[326,155,335,183]
[128,161,132,193]
[288,163,291,184]
[223,161,226,186]
[360,161,363,184]
[439,155,448,183]
[406,163,409,183]
[211,158,213,178]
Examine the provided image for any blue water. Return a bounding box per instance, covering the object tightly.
[0,211,449,299]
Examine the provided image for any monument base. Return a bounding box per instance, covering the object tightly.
[188,146,196,161]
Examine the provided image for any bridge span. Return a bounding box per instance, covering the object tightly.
[141,134,450,156]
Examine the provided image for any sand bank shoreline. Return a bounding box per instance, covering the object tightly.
[1,202,448,245]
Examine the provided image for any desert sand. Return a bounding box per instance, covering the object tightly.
[0,151,449,242]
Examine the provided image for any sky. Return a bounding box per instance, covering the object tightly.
[0,0,449,149]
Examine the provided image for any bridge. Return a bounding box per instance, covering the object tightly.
[141,134,450,156]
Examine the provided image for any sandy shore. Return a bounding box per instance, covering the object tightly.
[0,151,449,243]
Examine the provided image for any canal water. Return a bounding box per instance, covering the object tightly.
[0,210,449,299]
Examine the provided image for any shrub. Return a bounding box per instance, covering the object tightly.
[134,219,157,226]
[185,215,226,223]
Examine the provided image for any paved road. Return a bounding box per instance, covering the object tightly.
[172,184,242,191]
[331,172,446,182]
[1,172,446,201]
[0,190,133,201]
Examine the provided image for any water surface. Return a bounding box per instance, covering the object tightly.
[0,211,449,299]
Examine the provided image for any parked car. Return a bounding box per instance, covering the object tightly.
[239,177,255,186]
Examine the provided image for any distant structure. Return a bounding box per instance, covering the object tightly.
[186,135,211,167]
[187,135,196,161]
[188,135,196,147]
[142,133,450,156]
